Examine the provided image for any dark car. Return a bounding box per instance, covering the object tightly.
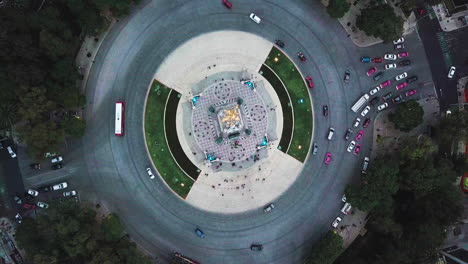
[363,117,371,128]
[52,163,63,170]
[399,60,411,67]
[322,105,329,116]
[251,244,263,251]
[297,52,306,61]
[275,40,285,48]
[344,129,352,140]
[222,0,232,9]
[373,72,384,81]
[369,97,380,106]
[39,185,52,193]
[406,75,418,83]
[382,92,393,101]
[394,43,405,50]
[392,94,404,103]
[343,70,350,83]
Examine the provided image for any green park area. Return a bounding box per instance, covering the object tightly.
[264,47,313,162]
[145,80,194,198]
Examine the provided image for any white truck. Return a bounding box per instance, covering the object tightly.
[351,94,370,113]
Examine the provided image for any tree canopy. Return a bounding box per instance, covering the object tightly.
[356,4,404,43]
[388,100,424,132]
[326,0,350,19]
[306,231,344,264]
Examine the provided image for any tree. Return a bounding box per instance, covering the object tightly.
[17,121,64,160]
[388,100,424,132]
[62,116,86,138]
[399,136,437,161]
[436,110,468,146]
[101,214,124,242]
[326,0,350,19]
[356,4,404,43]
[306,232,343,264]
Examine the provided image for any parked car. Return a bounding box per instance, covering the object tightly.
[384,54,397,60]
[195,228,205,238]
[372,57,383,63]
[396,82,408,90]
[264,203,275,213]
[146,168,155,179]
[382,92,393,101]
[360,56,371,63]
[14,196,22,204]
[331,217,342,228]
[63,190,77,197]
[341,203,352,215]
[392,94,404,103]
[30,163,41,170]
[297,52,306,61]
[341,194,347,203]
[355,130,364,141]
[344,129,352,140]
[51,156,63,163]
[394,43,405,50]
[396,72,408,81]
[353,118,361,128]
[398,60,411,67]
[52,182,68,191]
[39,185,52,193]
[361,106,371,117]
[343,70,351,83]
[7,146,16,158]
[363,117,371,128]
[406,75,418,83]
[222,0,232,9]
[380,80,391,88]
[369,86,381,95]
[275,39,285,48]
[312,143,318,155]
[23,203,36,210]
[373,72,384,81]
[385,63,396,70]
[249,13,261,24]
[347,141,356,152]
[27,189,39,197]
[52,163,63,170]
[305,77,314,88]
[393,37,405,44]
[15,213,22,224]
[362,157,370,174]
[353,144,361,155]
[405,89,417,97]
[369,97,380,106]
[322,105,329,116]
[448,66,456,79]
[377,103,389,111]
[398,51,409,58]
[37,201,49,209]
[324,153,332,164]
[250,244,263,251]
[366,66,377,76]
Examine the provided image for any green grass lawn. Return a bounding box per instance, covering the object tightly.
[145,80,194,198]
[264,48,313,162]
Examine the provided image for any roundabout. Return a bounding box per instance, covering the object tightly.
[83,0,376,263]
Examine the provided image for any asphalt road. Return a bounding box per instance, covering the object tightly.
[81,0,435,263]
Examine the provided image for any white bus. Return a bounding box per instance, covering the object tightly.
[351,94,369,113]
[115,102,125,136]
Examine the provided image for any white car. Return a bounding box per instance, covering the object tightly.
[7,146,16,158]
[37,201,49,209]
[448,66,456,79]
[385,63,396,70]
[369,86,381,95]
[361,106,371,117]
[393,37,405,44]
[395,72,408,81]
[331,217,342,228]
[146,168,155,179]
[347,141,356,152]
[249,13,261,24]
[263,203,275,213]
[353,118,361,128]
[27,189,39,197]
[52,182,68,190]
[63,190,77,197]
[341,203,352,214]
[51,156,63,163]
[384,54,397,60]
[377,103,389,111]
[362,157,370,174]
[341,194,347,203]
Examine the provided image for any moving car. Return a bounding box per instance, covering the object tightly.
[264,203,275,213]
[322,105,329,116]
[384,54,397,60]
[405,89,417,97]
[366,66,377,76]
[355,130,364,141]
[341,203,352,215]
[331,217,342,228]
[398,51,409,58]
[347,141,356,152]
[363,117,371,128]
[380,80,391,88]
[275,40,285,48]
[146,168,155,179]
[393,37,405,44]
[382,92,393,101]
[361,106,371,117]
[353,144,361,155]
[385,63,396,70]
[362,157,370,174]
[448,66,456,79]
[360,56,371,63]
[63,190,77,197]
[369,97,380,106]
[394,43,405,50]
[377,103,389,111]
[344,129,352,140]
[398,60,411,67]
[250,244,263,251]
[27,189,39,197]
[343,70,351,83]
[222,0,232,9]
[392,94,404,103]
[312,143,318,155]
[52,182,68,191]
[353,117,361,128]
[373,72,384,81]
[372,57,383,63]
[324,153,332,164]
[249,13,261,24]
[406,75,418,83]
[369,86,381,95]
[395,72,408,81]
[396,82,408,90]
[195,228,205,238]
[297,52,306,61]
[51,156,63,163]
[306,77,314,88]
[7,146,16,158]
[327,128,335,140]
[37,201,49,209]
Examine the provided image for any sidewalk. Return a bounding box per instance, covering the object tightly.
[433,3,468,32]
[321,0,416,47]
[456,76,468,111]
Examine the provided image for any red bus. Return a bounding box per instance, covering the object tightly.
[115,102,125,136]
